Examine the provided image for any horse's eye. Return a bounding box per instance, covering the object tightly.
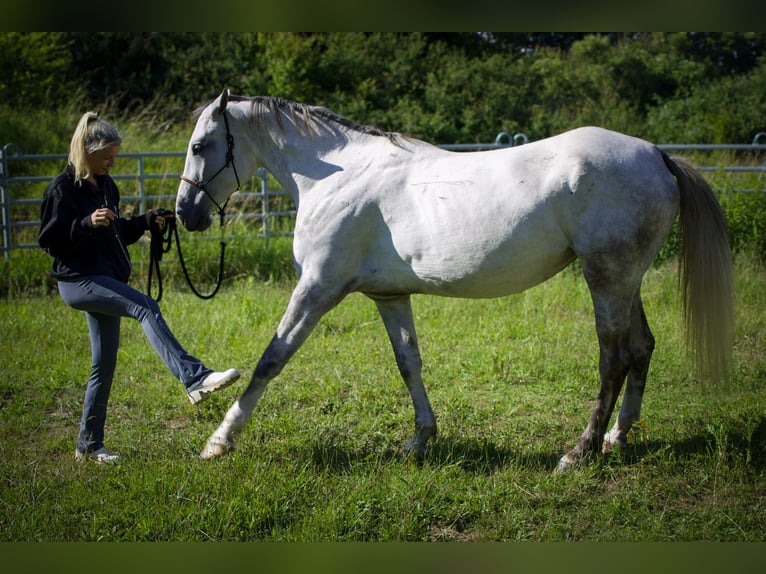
[192,143,204,155]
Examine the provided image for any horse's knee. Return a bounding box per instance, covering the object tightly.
[397,357,423,382]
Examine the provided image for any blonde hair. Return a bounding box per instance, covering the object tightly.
[68,112,122,183]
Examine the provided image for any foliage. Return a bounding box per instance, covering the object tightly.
[2,32,766,150]
[0,32,73,109]
[717,191,766,255]
[646,61,766,143]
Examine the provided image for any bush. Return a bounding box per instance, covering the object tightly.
[718,191,766,255]
[646,60,766,143]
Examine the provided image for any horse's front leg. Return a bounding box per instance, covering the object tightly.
[200,335,292,459]
[201,279,343,459]
[375,295,437,455]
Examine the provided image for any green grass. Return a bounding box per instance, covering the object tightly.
[1,255,764,541]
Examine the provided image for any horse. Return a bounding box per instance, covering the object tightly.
[176,89,734,472]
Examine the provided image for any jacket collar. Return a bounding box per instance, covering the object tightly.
[66,164,106,193]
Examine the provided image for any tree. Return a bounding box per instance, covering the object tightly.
[0,32,74,108]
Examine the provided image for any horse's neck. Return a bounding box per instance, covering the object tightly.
[252,124,352,201]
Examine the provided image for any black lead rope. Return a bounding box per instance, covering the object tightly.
[148,210,226,302]
[147,213,172,302]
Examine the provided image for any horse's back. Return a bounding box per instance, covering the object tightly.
[409,128,674,293]
[298,126,679,299]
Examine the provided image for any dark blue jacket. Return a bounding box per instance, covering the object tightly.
[38,165,149,282]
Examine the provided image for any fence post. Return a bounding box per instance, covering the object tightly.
[1,185,8,265]
[1,144,15,264]
[259,168,270,250]
[137,155,146,214]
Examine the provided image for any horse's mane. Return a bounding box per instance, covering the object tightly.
[194,94,404,145]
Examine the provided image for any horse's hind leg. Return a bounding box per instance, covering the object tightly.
[557,267,637,473]
[603,292,655,452]
[374,295,436,454]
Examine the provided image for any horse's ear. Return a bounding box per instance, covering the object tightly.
[217,89,230,114]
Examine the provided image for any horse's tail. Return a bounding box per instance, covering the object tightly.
[661,151,734,384]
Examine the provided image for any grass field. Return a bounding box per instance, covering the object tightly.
[1,255,764,541]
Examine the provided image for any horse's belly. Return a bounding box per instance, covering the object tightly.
[359,228,575,299]
[379,193,574,297]
[410,244,576,298]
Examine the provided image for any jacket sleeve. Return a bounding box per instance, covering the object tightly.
[38,183,95,258]
[118,214,151,245]
[104,176,149,246]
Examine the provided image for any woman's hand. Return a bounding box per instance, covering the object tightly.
[146,208,174,230]
[90,207,116,228]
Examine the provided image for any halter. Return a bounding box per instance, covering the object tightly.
[165,108,239,300]
[179,109,241,225]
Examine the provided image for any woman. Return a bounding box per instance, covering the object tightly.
[39,112,240,463]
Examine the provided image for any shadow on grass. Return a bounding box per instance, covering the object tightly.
[305,414,766,475]
[612,414,766,471]
[426,438,565,474]
[306,437,562,475]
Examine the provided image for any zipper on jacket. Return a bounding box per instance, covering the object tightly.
[102,197,132,269]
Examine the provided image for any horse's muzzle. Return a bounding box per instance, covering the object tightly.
[174,204,213,232]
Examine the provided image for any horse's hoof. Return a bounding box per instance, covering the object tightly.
[404,435,430,456]
[602,431,627,454]
[404,424,436,456]
[200,439,233,460]
[554,453,577,474]
[404,438,420,453]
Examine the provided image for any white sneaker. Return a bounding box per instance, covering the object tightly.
[75,446,120,464]
[187,368,240,405]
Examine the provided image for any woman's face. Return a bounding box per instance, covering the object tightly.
[87,144,120,177]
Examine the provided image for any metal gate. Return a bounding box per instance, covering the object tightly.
[3,135,765,263]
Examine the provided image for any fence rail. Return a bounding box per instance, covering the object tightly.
[2,136,765,263]
[0,146,299,263]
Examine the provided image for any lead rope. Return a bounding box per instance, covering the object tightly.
[148,211,226,301]
[147,214,171,302]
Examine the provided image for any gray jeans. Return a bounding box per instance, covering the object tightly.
[58,275,212,453]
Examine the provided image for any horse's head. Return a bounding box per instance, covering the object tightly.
[176,89,242,232]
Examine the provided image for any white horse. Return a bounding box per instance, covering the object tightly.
[176,89,734,472]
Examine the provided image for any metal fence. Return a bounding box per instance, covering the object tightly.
[2,134,765,263]
[0,146,297,263]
